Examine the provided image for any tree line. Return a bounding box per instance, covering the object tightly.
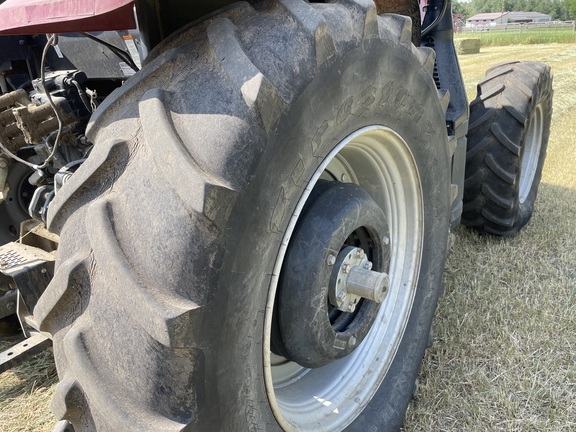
[453,0,576,21]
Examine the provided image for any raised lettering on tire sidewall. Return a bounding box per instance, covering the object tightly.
[210,40,450,431]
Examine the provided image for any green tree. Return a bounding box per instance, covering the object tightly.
[466,0,574,18]
[565,0,576,18]
[453,0,473,17]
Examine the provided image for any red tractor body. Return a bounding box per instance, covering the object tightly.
[0,0,135,34]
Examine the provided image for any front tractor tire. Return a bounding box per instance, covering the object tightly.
[462,61,553,235]
[35,1,451,431]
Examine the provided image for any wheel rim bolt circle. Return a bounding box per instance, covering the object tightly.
[329,246,389,312]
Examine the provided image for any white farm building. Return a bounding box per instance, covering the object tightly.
[466,12,551,27]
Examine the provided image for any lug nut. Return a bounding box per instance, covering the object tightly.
[363,261,372,270]
[356,249,365,259]
[326,254,336,266]
[337,291,346,301]
[342,264,351,274]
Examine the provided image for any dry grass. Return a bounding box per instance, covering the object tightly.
[1,43,575,431]
[0,341,57,431]
[404,44,576,431]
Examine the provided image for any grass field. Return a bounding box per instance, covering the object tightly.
[1,43,576,431]
[404,43,576,431]
[456,28,576,46]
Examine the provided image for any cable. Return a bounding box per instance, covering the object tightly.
[71,79,93,113]
[80,32,139,72]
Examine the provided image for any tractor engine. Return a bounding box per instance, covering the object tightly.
[0,70,93,225]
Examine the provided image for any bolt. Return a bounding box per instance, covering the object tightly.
[356,249,365,259]
[347,303,355,312]
[326,254,336,266]
[382,236,390,245]
[6,301,15,312]
[41,268,47,274]
[0,260,6,268]
[342,264,351,274]
[341,174,348,182]
[349,335,357,346]
[363,261,373,270]
[337,291,346,301]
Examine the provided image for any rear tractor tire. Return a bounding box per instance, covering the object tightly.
[462,61,553,235]
[35,1,452,430]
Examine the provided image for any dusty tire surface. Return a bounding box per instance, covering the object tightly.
[462,61,553,235]
[34,1,451,430]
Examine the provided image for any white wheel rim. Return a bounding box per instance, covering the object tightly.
[519,105,544,204]
[263,126,425,431]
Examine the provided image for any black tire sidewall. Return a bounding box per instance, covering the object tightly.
[203,39,451,431]
[517,73,553,228]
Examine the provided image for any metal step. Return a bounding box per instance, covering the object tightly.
[0,331,51,373]
[0,241,55,313]
[0,241,55,371]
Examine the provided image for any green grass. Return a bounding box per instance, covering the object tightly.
[1,43,576,432]
[456,28,576,47]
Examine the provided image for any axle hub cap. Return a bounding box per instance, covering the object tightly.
[329,246,390,313]
[273,181,390,368]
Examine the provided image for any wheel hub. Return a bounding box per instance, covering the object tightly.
[273,181,390,368]
[329,246,390,313]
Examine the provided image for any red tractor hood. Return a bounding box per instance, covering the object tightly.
[0,0,136,35]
